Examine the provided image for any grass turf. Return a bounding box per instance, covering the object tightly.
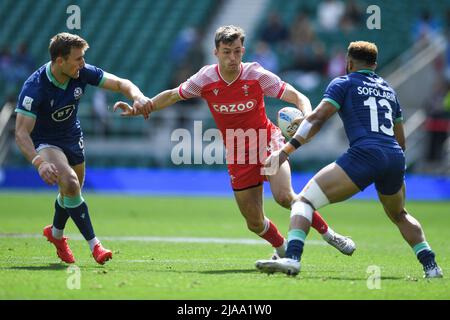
[0,192,449,299]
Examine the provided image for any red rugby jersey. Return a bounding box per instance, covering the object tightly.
[178,62,286,163]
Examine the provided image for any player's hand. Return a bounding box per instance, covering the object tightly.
[262,150,289,176]
[37,161,58,185]
[286,116,304,138]
[113,101,138,117]
[133,96,153,120]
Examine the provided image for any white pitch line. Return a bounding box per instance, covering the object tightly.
[0,233,326,246]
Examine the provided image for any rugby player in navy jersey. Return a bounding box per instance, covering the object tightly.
[255,41,443,278]
[15,33,152,265]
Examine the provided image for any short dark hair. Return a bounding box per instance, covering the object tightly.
[214,25,245,48]
[49,32,89,61]
[347,41,378,65]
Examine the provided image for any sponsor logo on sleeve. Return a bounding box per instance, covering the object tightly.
[22,96,33,111]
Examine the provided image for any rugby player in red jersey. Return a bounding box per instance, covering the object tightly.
[116,26,356,258]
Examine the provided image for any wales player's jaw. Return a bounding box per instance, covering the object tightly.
[215,38,244,81]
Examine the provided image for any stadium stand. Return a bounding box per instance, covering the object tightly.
[1,0,449,171]
[0,0,220,167]
[251,0,450,114]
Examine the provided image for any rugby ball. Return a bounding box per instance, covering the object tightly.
[277,107,304,138]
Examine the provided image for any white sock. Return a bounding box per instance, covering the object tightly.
[257,217,270,236]
[52,226,64,240]
[88,237,100,252]
[321,228,336,242]
[275,239,287,256]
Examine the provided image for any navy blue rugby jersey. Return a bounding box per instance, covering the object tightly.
[323,69,403,149]
[15,62,104,141]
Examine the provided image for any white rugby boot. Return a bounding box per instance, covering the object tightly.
[424,263,443,278]
[323,231,356,256]
[255,258,301,276]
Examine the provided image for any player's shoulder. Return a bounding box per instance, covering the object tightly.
[189,64,219,83]
[375,74,395,91]
[365,73,398,96]
[196,64,217,75]
[81,63,99,71]
[242,61,264,73]
[241,62,273,80]
[327,74,352,89]
[332,74,351,82]
[21,63,47,94]
[79,63,101,77]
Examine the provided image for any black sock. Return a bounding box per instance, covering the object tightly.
[417,250,437,269]
[52,198,70,230]
[66,202,95,241]
[285,240,304,261]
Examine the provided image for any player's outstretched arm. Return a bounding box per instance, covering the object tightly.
[288,100,337,148]
[150,88,183,111]
[264,100,337,171]
[113,88,182,118]
[280,83,313,115]
[101,72,153,119]
[15,114,58,185]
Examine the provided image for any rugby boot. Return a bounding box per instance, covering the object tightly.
[256,257,301,276]
[92,243,112,265]
[43,225,75,263]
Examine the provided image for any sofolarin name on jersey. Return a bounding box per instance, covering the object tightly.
[357,86,396,102]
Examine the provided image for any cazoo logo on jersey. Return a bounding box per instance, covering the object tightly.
[212,99,256,114]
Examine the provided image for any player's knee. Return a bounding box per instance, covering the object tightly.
[245,218,264,233]
[61,174,81,196]
[389,208,408,224]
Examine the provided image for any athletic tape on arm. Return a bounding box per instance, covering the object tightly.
[295,119,313,140]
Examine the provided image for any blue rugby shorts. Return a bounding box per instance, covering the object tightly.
[336,145,405,195]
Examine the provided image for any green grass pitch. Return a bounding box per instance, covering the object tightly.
[0,192,449,299]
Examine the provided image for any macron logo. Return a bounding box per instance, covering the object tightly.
[213,89,219,96]
[22,96,33,111]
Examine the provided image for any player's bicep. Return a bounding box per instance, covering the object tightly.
[280,83,297,102]
[15,113,36,135]
[99,72,122,91]
[280,83,312,114]
[309,100,338,124]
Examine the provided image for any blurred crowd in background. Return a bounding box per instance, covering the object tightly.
[1,0,450,172]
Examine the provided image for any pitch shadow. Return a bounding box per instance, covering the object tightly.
[199,269,256,275]
[163,268,256,275]
[305,275,404,281]
[5,263,68,271]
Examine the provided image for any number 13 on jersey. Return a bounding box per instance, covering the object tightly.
[364,97,394,136]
